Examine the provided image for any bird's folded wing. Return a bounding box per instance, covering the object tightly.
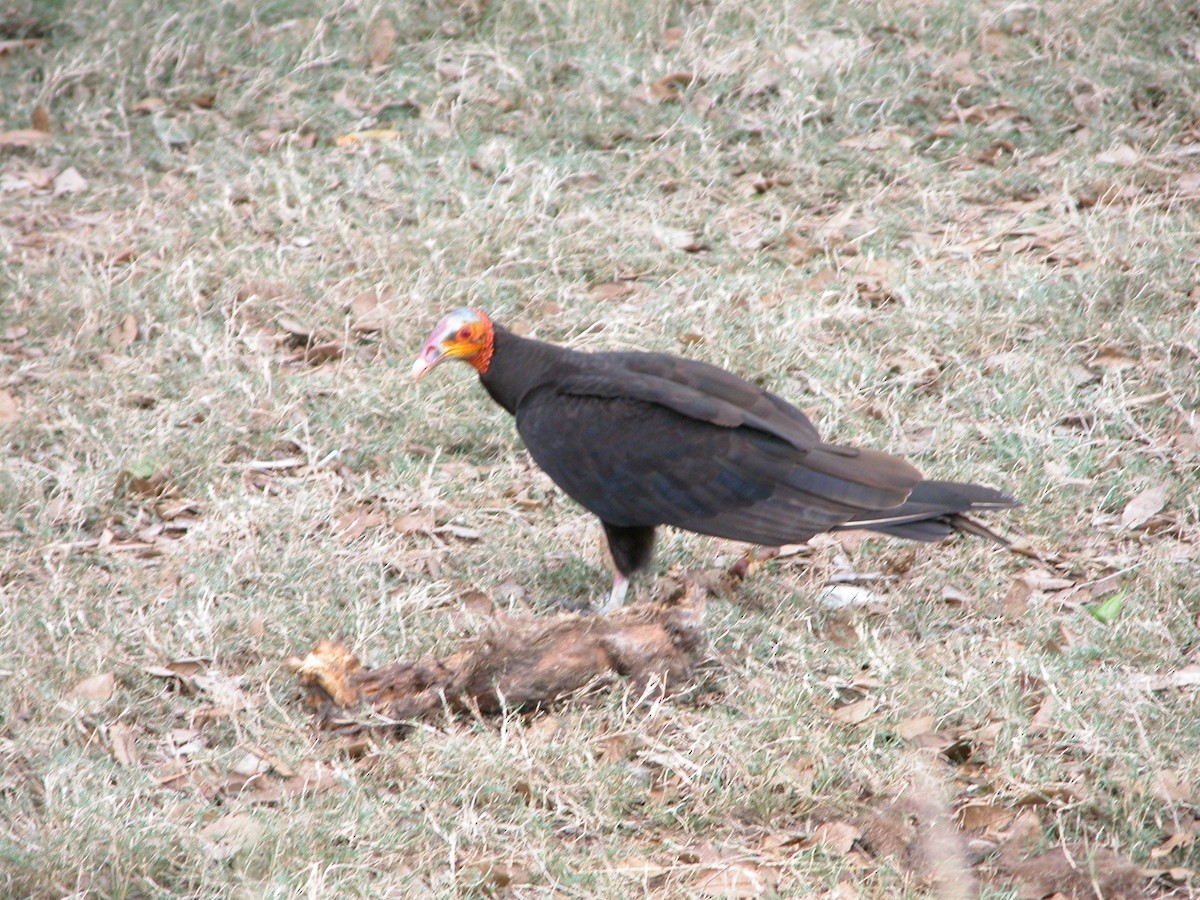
[555,352,821,451]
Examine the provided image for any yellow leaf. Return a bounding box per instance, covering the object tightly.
[335,129,404,145]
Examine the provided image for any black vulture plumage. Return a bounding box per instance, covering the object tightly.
[413,308,1019,609]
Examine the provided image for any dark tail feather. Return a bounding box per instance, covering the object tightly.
[835,480,1020,546]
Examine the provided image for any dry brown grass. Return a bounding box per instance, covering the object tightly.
[2,0,1200,896]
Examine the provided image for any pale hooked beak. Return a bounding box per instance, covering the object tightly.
[411,341,444,381]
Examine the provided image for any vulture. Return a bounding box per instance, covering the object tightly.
[413,308,1019,611]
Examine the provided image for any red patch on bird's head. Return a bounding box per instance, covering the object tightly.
[411,307,495,381]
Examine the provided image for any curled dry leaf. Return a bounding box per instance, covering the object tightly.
[1120,484,1168,530]
[1127,663,1200,692]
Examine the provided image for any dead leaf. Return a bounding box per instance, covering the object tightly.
[941,584,969,605]
[130,97,166,114]
[0,129,50,148]
[31,105,50,132]
[348,290,389,332]
[465,859,535,892]
[646,71,700,103]
[53,166,88,195]
[895,715,935,740]
[831,698,874,725]
[1096,144,1139,166]
[1151,769,1191,804]
[335,507,387,542]
[661,27,684,47]
[0,38,46,55]
[72,672,115,702]
[692,860,773,897]
[957,802,1014,832]
[814,821,861,855]
[200,813,262,862]
[231,751,271,778]
[1120,484,1168,530]
[335,129,404,146]
[817,584,883,609]
[367,17,397,67]
[192,671,253,712]
[0,390,18,424]
[111,313,138,348]
[108,722,139,767]
[1090,345,1138,370]
[1150,832,1194,860]
[392,512,435,535]
[1030,695,1057,728]
[1128,663,1200,691]
[652,223,707,253]
[589,280,636,301]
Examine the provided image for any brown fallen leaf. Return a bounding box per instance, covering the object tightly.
[334,507,387,542]
[1096,144,1139,166]
[831,698,874,725]
[813,821,861,855]
[652,223,707,253]
[895,714,935,740]
[129,97,167,114]
[0,38,46,55]
[200,813,262,862]
[1151,768,1191,804]
[589,280,637,302]
[110,313,139,348]
[335,129,404,146]
[31,105,50,132]
[0,129,50,148]
[53,166,88,195]
[0,390,18,424]
[366,16,397,67]
[192,671,253,712]
[108,722,140,767]
[1150,832,1194,860]
[957,802,1013,832]
[1120,484,1168,530]
[464,859,535,892]
[646,71,700,103]
[72,672,116,702]
[691,859,773,897]
[1127,663,1200,691]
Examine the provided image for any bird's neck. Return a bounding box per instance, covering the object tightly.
[478,325,568,414]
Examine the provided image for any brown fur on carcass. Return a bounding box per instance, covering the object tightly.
[289,578,706,733]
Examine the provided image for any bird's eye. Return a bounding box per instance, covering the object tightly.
[458,326,472,340]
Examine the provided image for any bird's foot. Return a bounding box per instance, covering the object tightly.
[596,575,630,615]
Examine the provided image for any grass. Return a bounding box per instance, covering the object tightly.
[3,0,1200,895]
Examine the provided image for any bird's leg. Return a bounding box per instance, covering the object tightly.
[598,573,629,614]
